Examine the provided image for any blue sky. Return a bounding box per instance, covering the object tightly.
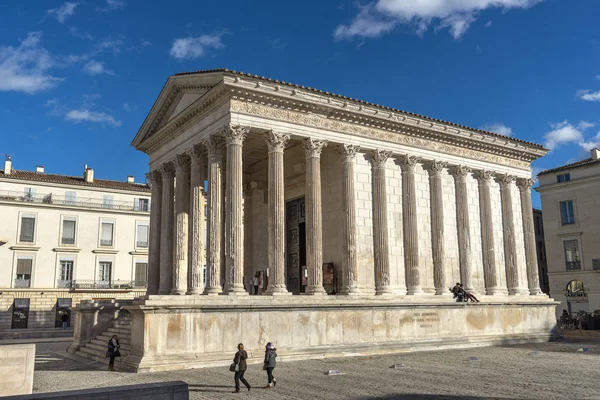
[1,0,599,208]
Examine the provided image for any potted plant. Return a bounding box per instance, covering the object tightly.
[575,310,589,330]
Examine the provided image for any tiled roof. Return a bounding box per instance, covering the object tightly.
[174,68,545,150]
[537,158,600,176]
[0,170,151,193]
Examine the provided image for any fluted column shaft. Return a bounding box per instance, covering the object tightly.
[265,131,290,294]
[451,166,474,292]
[400,155,422,295]
[338,145,360,295]
[498,174,525,295]
[304,138,327,295]
[146,171,162,295]
[371,150,393,295]
[188,146,206,295]
[475,170,503,295]
[425,161,447,295]
[517,178,542,295]
[224,125,249,295]
[172,155,190,295]
[204,137,225,295]
[158,163,175,295]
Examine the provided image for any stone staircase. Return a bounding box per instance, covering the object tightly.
[75,312,132,369]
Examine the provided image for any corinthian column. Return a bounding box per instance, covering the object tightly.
[424,160,447,295]
[337,144,360,295]
[171,154,190,295]
[497,174,526,295]
[474,170,503,295]
[158,162,175,295]
[399,154,423,295]
[145,170,162,295]
[450,165,474,293]
[371,150,393,295]
[224,125,249,295]
[264,130,291,295]
[517,178,542,295]
[203,136,225,295]
[188,145,206,295]
[304,138,327,295]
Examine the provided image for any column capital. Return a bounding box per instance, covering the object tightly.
[264,130,290,152]
[303,138,328,158]
[516,178,535,191]
[397,154,421,172]
[174,153,190,170]
[223,124,250,145]
[158,162,175,179]
[370,149,392,167]
[189,143,207,162]
[495,173,516,186]
[335,144,360,163]
[474,169,494,184]
[203,136,226,155]
[423,160,447,176]
[146,170,162,186]
[450,165,472,179]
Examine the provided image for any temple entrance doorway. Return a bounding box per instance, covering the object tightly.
[286,197,306,294]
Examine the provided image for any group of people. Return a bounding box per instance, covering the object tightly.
[450,282,480,303]
[231,342,278,393]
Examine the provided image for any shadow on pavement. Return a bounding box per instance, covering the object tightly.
[188,384,236,394]
[358,395,515,400]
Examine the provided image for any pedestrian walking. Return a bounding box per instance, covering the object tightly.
[263,342,277,389]
[252,273,260,295]
[106,334,121,371]
[61,313,69,329]
[232,343,251,393]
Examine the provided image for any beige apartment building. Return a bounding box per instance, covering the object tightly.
[0,156,150,330]
[537,148,600,317]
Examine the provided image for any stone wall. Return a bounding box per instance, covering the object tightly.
[0,344,35,396]
[0,290,145,330]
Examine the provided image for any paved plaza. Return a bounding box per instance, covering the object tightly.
[25,339,600,400]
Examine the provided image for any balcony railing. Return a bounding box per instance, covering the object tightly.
[136,241,148,248]
[56,279,73,288]
[67,280,147,290]
[566,261,581,270]
[100,239,113,246]
[14,279,31,288]
[0,190,150,213]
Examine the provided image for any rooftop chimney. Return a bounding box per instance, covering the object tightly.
[592,148,600,160]
[3,155,12,175]
[84,165,94,183]
[127,175,134,184]
[36,165,44,174]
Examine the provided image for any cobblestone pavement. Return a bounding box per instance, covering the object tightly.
[29,339,600,400]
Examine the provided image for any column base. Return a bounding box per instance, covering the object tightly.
[225,285,249,296]
[485,288,508,296]
[265,285,291,295]
[170,290,186,295]
[529,288,544,296]
[436,288,454,296]
[407,287,425,295]
[203,287,223,296]
[186,289,203,295]
[306,286,327,295]
[508,288,529,296]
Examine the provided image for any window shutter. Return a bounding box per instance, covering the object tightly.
[62,220,76,244]
[134,198,139,211]
[20,217,35,242]
[16,259,32,275]
[135,263,148,283]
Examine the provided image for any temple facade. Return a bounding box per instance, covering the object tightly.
[70,69,558,372]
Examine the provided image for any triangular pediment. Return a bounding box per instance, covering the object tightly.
[131,71,225,149]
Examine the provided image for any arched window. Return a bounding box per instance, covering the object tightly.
[566,280,584,294]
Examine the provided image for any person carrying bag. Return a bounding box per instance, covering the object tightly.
[231,343,251,393]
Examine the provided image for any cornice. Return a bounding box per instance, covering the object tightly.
[223,75,547,162]
[52,247,81,253]
[9,246,40,251]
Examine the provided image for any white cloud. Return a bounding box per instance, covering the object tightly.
[577,89,600,102]
[542,120,600,151]
[65,109,121,127]
[481,123,513,137]
[485,20,492,27]
[82,60,114,76]
[595,75,600,81]
[97,0,126,13]
[169,34,225,60]
[335,0,545,40]
[577,121,595,130]
[46,2,78,24]
[69,27,94,41]
[0,32,63,94]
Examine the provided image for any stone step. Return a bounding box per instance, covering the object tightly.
[96,334,131,344]
[90,339,132,351]
[78,345,129,360]
[106,327,131,335]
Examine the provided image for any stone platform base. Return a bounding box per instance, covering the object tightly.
[91,295,561,373]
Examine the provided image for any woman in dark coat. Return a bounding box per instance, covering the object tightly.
[106,334,120,371]
[263,342,277,388]
[233,343,251,393]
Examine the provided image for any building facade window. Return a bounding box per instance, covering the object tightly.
[102,195,114,209]
[136,223,149,248]
[15,258,33,288]
[98,261,112,284]
[560,200,575,225]
[557,173,571,183]
[19,215,36,243]
[61,218,77,245]
[564,240,581,270]
[134,262,148,287]
[135,198,150,212]
[58,260,74,288]
[65,191,76,206]
[100,221,114,247]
